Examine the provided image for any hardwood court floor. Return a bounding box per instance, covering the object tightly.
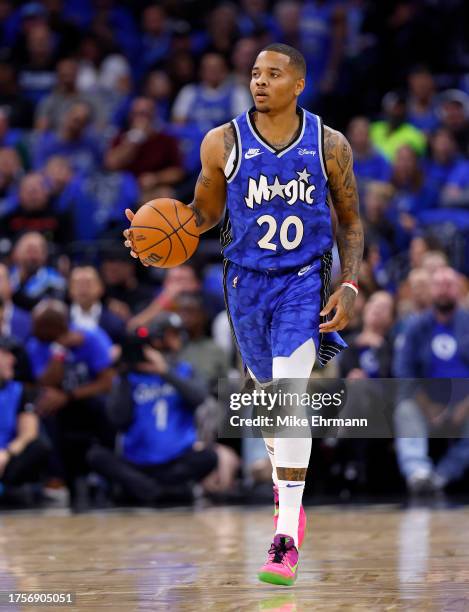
[0,504,467,611]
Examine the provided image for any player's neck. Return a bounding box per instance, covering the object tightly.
[253,105,300,148]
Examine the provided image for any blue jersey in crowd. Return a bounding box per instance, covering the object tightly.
[427,321,469,379]
[122,363,197,465]
[222,106,332,271]
[26,325,112,389]
[0,381,23,448]
[354,151,392,185]
[447,160,469,190]
[185,84,237,133]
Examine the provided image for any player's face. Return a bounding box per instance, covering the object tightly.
[250,51,304,113]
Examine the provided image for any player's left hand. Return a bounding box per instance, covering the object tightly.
[319,286,356,333]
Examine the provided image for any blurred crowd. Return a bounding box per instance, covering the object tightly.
[0,0,469,509]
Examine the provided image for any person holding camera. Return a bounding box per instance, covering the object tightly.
[87,312,221,504]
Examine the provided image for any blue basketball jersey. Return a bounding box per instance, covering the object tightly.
[0,381,23,448]
[122,363,197,465]
[221,106,332,271]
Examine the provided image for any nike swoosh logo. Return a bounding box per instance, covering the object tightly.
[245,151,263,159]
[286,483,303,488]
[286,561,299,573]
[298,266,311,276]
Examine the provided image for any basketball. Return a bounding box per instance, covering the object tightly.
[129,198,199,268]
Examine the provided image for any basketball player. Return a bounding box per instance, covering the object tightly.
[123,43,363,586]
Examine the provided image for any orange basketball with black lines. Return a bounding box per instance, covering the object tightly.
[129,199,199,268]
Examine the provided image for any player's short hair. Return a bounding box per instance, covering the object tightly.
[260,43,306,77]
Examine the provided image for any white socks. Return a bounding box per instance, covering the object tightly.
[275,479,305,543]
[264,437,278,485]
[274,433,312,545]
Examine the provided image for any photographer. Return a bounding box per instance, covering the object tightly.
[87,312,219,504]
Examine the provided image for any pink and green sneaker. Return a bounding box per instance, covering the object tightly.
[258,534,299,586]
[273,485,306,548]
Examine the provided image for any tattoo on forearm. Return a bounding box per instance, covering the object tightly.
[223,123,235,163]
[192,173,213,228]
[197,172,212,188]
[276,467,307,482]
[336,222,363,283]
[324,126,364,284]
[189,201,206,228]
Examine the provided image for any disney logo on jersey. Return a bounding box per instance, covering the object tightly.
[244,167,315,208]
[297,148,316,156]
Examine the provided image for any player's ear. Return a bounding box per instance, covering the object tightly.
[295,78,305,97]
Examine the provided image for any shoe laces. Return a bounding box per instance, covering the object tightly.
[268,540,289,565]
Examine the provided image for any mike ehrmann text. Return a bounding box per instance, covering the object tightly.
[230,415,368,428]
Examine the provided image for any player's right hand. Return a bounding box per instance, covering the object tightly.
[123,208,149,266]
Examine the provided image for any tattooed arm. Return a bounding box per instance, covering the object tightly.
[187,122,233,233]
[319,126,364,333]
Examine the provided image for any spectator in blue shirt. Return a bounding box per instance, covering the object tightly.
[43,155,139,242]
[0,108,24,150]
[406,66,440,133]
[0,336,50,503]
[393,266,469,494]
[442,158,469,207]
[172,53,251,133]
[273,1,301,50]
[42,155,83,214]
[27,299,115,510]
[387,145,436,249]
[0,263,32,342]
[347,117,392,192]
[111,69,172,131]
[87,312,218,504]
[238,0,277,37]
[33,101,102,175]
[362,181,396,261]
[135,6,173,81]
[16,23,57,105]
[423,128,461,201]
[298,0,346,103]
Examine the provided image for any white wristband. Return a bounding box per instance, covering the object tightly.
[341,282,359,295]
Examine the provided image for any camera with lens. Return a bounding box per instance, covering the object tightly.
[122,312,185,367]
